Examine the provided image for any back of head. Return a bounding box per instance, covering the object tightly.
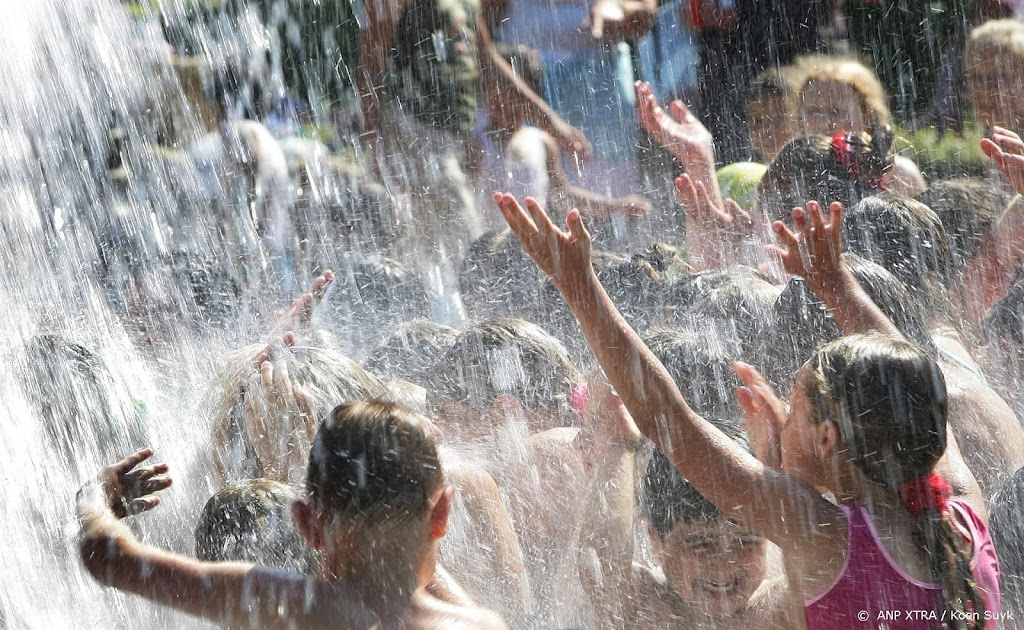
[804,334,947,490]
[363,320,458,387]
[306,401,442,527]
[427,318,581,419]
[842,193,954,321]
[967,19,1024,61]
[918,178,1011,282]
[195,479,310,571]
[19,334,145,474]
[804,335,987,624]
[757,130,893,226]
[459,229,543,321]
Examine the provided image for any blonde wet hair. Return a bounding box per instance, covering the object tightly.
[796,56,891,128]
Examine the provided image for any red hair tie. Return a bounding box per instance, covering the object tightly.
[830,131,887,191]
[570,383,589,416]
[898,473,952,516]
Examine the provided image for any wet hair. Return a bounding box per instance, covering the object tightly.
[803,334,984,626]
[194,479,311,571]
[989,466,1024,617]
[796,57,891,127]
[766,254,934,392]
[459,229,544,321]
[306,401,442,526]
[918,179,1012,282]
[18,334,145,473]
[210,344,391,481]
[363,320,458,387]
[427,318,581,423]
[842,193,955,324]
[321,256,430,354]
[641,329,750,535]
[757,130,893,225]
[967,19,1024,60]
[669,268,780,355]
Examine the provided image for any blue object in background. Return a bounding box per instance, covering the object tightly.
[635,0,699,103]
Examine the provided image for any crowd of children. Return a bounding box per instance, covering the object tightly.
[27,3,1024,629]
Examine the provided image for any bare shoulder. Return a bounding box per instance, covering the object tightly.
[417,597,509,630]
[748,576,796,628]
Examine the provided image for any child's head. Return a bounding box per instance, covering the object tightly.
[918,178,1013,283]
[748,66,800,161]
[459,229,543,322]
[363,319,458,388]
[426,318,582,434]
[756,130,893,226]
[790,334,947,492]
[965,20,1024,129]
[294,401,449,584]
[795,58,890,137]
[195,479,312,572]
[639,330,767,618]
[842,192,955,323]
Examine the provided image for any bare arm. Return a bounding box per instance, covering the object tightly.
[494,194,840,551]
[77,450,377,629]
[477,18,592,161]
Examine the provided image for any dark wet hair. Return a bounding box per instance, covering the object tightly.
[842,193,955,324]
[19,334,145,472]
[427,318,581,420]
[459,229,543,322]
[363,320,458,387]
[194,479,310,571]
[918,178,1012,281]
[749,66,795,101]
[804,334,983,626]
[766,254,934,392]
[306,401,442,525]
[641,329,751,535]
[757,130,893,225]
[668,267,780,356]
[982,278,1024,348]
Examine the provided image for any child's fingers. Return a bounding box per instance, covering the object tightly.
[495,192,539,238]
[724,199,752,225]
[807,201,827,237]
[566,208,590,243]
[114,448,155,474]
[273,358,294,401]
[772,220,799,251]
[126,496,162,516]
[523,197,558,235]
[260,359,274,391]
[792,206,810,237]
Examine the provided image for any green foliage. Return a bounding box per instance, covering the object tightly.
[894,123,990,180]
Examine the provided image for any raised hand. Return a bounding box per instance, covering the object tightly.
[771,201,845,296]
[494,193,593,292]
[675,173,752,234]
[552,122,593,164]
[981,126,1024,195]
[581,371,643,451]
[243,332,318,484]
[273,269,335,337]
[635,81,714,166]
[90,448,173,519]
[732,363,786,470]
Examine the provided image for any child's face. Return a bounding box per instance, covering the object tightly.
[781,367,828,488]
[660,518,767,618]
[799,80,868,137]
[965,47,1024,129]
[748,94,792,161]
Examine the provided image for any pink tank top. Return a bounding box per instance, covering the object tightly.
[804,500,1001,629]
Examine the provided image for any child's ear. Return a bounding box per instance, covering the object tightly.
[428,487,454,541]
[293,500,325,550]
[816,420,841,460]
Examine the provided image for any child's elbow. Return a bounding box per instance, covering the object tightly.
[79,530,133,587]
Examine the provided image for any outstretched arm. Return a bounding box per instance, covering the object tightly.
[77,450,376,629]
[772,201,903,339]
[494,193,838,551]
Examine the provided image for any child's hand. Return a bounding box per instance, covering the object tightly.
[495,193,594,292]
[635,81,714,165]
[243,332,318,483]
[552,121,593,163]
[91,448,172,519]
[675,173,752,236]
[982,127,1024,195]
[274,269,334,338]
[732,363,785,470]
[771,201,845,297]
[583,372,643,451]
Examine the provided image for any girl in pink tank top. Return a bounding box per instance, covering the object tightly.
[495,195,1002,629]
